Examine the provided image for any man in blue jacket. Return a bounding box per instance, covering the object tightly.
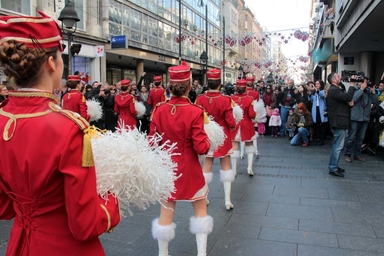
[326,72,356,177]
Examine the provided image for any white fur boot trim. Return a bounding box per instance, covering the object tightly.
[152,218,176,241]
[245,145,255,155]
[152,219,176,256]
[240,142,245,159]
[196,233,208,256]
[247,152,254,176]
[203,172,213,185]
[231,150,240,159]
[223,181,234,210]
[189,215,214,234]
[220,170,236,182]
[191,215,213,255]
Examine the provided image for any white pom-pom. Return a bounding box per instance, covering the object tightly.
[135,101,146,118]
[204,117,226,152]
[91,127,178,215]
[233,104,243,124]
[86,99,103,122]
[253,99,266,123]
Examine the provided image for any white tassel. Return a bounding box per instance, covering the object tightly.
[233,104,243,124]
[86,99,103,122]
[135,101,146,118]
[204,117,226,152]
[91,127,178,215]
[253,99,266,123]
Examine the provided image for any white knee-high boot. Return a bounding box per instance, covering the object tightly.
[253,140,260,157]
[190,215,214,256]
[245,145,255,176]
[231,150,240,176]
[152,218,176,256]
[240,142,245,159]
[203,172,213,205]
[220,170,236,210]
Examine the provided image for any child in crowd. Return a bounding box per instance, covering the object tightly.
[257,109,267,136]
[286,108,299,140]
[269,108,281,137]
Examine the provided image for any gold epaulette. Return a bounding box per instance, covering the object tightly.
[49,102,94,167]
[189,102,209,124]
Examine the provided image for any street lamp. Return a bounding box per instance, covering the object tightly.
[275,75,278,85]
[58,1,80,76]
[200,51,208,84]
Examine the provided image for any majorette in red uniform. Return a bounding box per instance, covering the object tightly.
[148,76,166,109]
[0,12,120,256]
[114,79,138,130]
[231,79,257,176]
[62,75,90,121]
[195,68,237,210]
[246,75,260,101]
[243,75,260,158]
[149,61,213,256]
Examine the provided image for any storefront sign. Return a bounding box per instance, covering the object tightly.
[111,35,127,49]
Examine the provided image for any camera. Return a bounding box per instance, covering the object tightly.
[103,89,110,95]
[342,70,365,82]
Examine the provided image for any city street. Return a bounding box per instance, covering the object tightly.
[1,135,384,256]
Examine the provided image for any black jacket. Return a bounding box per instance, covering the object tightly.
[279,87,298,107]
[327,84,356,129]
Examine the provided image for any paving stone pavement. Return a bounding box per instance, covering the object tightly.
[1,136,384,255]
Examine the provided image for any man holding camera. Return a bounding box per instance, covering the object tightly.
[344,75,372,163]
[327,72,356,177]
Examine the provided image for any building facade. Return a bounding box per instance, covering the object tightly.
[0,0,272,86]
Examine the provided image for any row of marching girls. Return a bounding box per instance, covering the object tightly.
[62,74,165,132]
[196,70,258,213]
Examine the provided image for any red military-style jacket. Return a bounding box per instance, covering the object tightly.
[62,89,90,121]
[148,86,166,108]
[114,92,137,130]
[246,87,260,101]
[231,94,256,141]
[196,90,236,157]
[0,91,120,256]
[149,97,210,201]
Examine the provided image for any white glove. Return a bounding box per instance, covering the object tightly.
[380,101,384,109]
[379,116,384,123]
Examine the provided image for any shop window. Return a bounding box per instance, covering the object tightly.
[0,0,30,14]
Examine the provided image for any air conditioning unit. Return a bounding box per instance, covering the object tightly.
[192,25,198,32]
[182,19,189,27]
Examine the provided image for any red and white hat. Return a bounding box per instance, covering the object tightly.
[246,76,255,83]
[120,79,131,87]
[207,68,221,80]
[153,76,162,83]
[67,75,81,82]
[236,79,247,87]
[0,11,63,51]
[169,61,191,83]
